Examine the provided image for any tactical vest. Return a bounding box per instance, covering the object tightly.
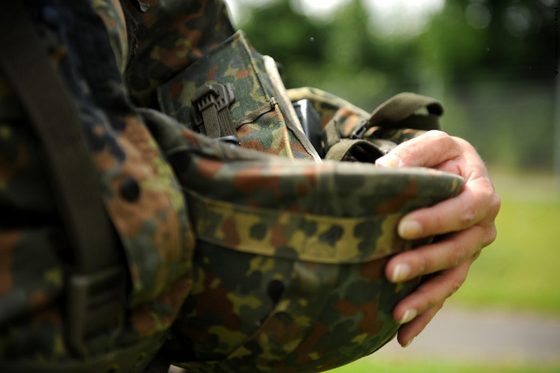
[0,1,462,372]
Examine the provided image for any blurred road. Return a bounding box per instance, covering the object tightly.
[373,305,560,366]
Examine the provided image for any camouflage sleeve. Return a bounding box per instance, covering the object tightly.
[0,0,194,363]
[91,0,129,74]
[119,0,236,106]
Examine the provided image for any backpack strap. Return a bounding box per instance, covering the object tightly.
[0,2,126,356]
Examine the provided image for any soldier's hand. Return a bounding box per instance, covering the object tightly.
[375,130,500,347]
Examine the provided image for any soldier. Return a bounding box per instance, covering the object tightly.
[0,0,499,371]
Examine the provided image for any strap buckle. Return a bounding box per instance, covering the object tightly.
[191,83,236,138]
[67,267,126,356]
[350,120,369,139]
[216,135,240,146]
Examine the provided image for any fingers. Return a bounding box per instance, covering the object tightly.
[386,224,495,283]
[393,260,473,347]
[397,303,442,347]
[376,130,501,240]
[376,130,462,168]
[375,130,501,346]
[398,179,500,239]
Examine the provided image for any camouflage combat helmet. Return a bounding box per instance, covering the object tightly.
[142,113,464,372]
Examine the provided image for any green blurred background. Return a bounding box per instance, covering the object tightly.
[226,0,559,371]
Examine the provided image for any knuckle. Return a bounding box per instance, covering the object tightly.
[416,285,438,310]
[461,180,499,229]
[448,266,469,297]
[427,210,449,234]
[448,276,465,297]
[479,180,494,197]
[425,299,438,310]
[453,135,475,152]
[449,243,467,267]
[472,250,482,261]
[432,302,445,313]
[488,193,501,219]
[459,205,477,227]
[478,180,500,211]
[415,280,433,297]
[429,130,456,148]
[426,129,448,140]
[417,252,434,274]
[482,223,498,247]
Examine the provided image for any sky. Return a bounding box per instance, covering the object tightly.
[226,0,445,36]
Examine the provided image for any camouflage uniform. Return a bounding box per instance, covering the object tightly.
[0,0,462,372]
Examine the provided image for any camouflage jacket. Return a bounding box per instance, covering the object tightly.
[0,0,461,372]
[0,0,225,368]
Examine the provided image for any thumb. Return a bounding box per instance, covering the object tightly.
[375,130,461,168]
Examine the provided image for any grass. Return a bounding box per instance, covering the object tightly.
[326,358,560,373]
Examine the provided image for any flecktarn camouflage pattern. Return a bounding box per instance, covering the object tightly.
[140,115,464,372]
[177,163,462,372]
[1,0,464,372]
[1,0,196,370]
[157,30,320,160]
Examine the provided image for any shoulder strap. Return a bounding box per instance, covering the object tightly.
[0,2,126,356]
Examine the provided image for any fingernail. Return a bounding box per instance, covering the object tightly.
[398,219,422,239]
[402,337,415,348]
[375,154,402,168]
[391,263,411,282]
[399,309,417,324]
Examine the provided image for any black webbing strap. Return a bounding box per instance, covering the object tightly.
[0,2,126,356]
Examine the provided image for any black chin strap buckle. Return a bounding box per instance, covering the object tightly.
[350,120,369,139]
